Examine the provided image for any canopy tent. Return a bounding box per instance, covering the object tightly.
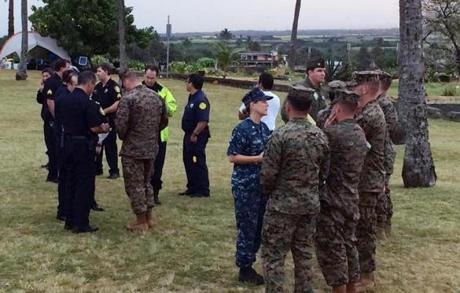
[0,32,70,61]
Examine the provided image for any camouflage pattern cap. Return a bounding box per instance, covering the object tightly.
[331,88,360,106]
[288,85,316,99]
[306,57,326,71]
[352,70,381,83]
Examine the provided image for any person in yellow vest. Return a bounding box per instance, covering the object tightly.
[143,65,177,204]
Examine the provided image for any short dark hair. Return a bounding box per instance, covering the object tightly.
[287,94,312,112]
[54,59,70,72]
[259,72,274,90]
[78,71,97,85]
[121,70,139,81]
[145,65,160,75]
[188,73,204,90]
[41,67,53,75]
[97,63,112,74]
[62,69,78,84]
[337,97,359,113]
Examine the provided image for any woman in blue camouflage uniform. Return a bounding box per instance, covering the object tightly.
[227,88,272,285]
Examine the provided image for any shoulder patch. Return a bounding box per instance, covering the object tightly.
[47,89,53,95]
[99,107,106,116]
[115,86,121,93]
[199,102,207,110]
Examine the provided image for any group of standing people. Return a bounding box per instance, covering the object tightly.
[228,58,403,293]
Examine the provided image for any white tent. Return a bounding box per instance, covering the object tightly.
[0,31,70,61]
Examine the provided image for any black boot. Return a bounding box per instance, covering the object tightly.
[154,190,161,205]
[239,267,264,285]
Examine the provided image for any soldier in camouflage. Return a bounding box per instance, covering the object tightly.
[316,80,348,129]
[261,85,330,293]
[116,71,168,233]
[350,71,387,292]
[376,72,403,239]
[315,90,369,293]
[227,88,272,285]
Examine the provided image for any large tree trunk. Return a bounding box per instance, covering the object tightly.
[8,0,14,37]
[16,0,28,81]
[288,0,302,70]
[398,0,436,187]
[117,0,128,73]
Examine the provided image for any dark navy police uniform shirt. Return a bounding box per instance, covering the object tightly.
[60,88,105,138]
[181,89,210,134]
[42,73,63,122]
[92,79,122,124]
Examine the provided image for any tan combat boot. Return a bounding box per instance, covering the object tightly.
[356,273,375,292]
[126,213,149,233]
[146,208,154,229]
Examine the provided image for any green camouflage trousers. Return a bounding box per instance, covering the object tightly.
[357,191,378,274]
[262,209,317,293]
[121,157,155,215]
[376,173,393,227]
[316,208,360,287]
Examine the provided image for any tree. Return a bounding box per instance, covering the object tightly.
[288,0,302,69]
[248,41,262,51]
[215,42,239,78]
[5,0,14,37]
[29,0,152,57]
[15,0,28,81]
[118,0,127,72]
[398,0,437,187]
[423,0,460,76]
[355,47,373,70]
[218,28,233,41]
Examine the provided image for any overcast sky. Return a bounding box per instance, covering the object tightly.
[0,0,399,36]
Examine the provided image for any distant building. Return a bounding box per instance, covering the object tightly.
[240,51,279,67]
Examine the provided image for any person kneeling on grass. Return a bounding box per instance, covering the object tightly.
[227,88,272,285]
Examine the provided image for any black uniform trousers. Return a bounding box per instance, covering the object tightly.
[96,126,119,175]
[151,136,167,192]
[182,132,210,196]
[61,137,95,228]
[44,121,58,180]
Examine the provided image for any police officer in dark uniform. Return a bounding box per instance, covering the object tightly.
[42,59,70,184]
[60,71,109,233]
[93,63,122,180]
[36,68,53,169]
[180,73,211,198]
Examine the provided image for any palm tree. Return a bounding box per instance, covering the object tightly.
[5,0,14,37]
[289,0,302,70]
[215,42,239,78]
[118,0,128,73]
[398,0,436,187]
[16,0,28,81]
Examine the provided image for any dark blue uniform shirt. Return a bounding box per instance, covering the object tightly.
[42,73,63,122]
[227,118,271,192]
[181,89,210,134]
[60,88,104,138]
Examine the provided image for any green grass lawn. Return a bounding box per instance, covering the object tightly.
[0,70,459,292]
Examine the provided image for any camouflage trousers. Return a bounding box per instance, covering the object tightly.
[262,209,317,293]
[376,173,393,228]
[316,208,360,287]
[121,157,155,215]
[233,189,266,268]
[357,191,379,274]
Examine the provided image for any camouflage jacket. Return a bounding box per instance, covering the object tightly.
[354,99,386,194]
[316,107,332,129]
[377,94,400,174]
[322,119,369,219]
[294,78,329,121]
[227,118,271,193]
[116,84,168,159]
[261,117,330,215]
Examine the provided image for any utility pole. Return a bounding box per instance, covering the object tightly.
[166,15,172,78]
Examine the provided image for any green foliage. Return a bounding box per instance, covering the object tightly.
[215,42,240,73]
[247,41,261,51]
[218,28,233,41]
[29,0,156,57]
[196,57,215,68]
[441,85,457,96]
[170,61,187,74]
[128,59,144,71]
[91,55,111,67]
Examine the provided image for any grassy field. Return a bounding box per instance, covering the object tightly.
[0,70,459,292]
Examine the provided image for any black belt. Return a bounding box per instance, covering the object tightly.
[66,135,88,140]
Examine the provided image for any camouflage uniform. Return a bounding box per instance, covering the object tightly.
[227,118,271,269]
[296,77,329,121]
[261,117,330,293]
[354,100,387,274]
[316,119,369,287]
[376,94,400,230]
[116,84,168,215]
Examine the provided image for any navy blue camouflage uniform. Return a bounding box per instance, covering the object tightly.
[227,118,271,268]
